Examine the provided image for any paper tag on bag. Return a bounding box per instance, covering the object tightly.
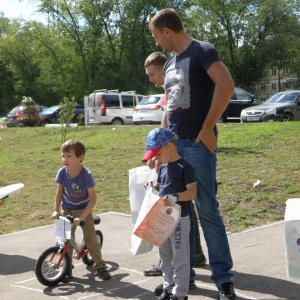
[133,198,181,247]
[54,218,71,240]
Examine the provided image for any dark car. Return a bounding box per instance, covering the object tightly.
[240,90,300,123]
[219,88,260,122]
[40,105,85,125]
[6,105,48,127]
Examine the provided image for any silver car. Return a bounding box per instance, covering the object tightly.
[240,91,300,123]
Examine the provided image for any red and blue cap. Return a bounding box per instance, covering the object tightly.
[142,127,176,163]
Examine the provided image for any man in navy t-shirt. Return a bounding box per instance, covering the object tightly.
[149,8,236,300]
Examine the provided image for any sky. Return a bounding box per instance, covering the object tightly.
[0,0,42,21]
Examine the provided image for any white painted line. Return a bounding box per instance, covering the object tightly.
[117,266,143,275]
[15,277,38,284]
[0,224,53,237]
[10,285,69,299]
[0,212,131,237]
[76,278,156,300]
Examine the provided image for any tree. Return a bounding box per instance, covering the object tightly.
[186,0,300,92]
[58,96,78,143]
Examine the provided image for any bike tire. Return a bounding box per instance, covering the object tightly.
[35,246,70,287]
[82,230,103,266]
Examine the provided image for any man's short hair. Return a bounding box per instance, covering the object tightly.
[144,52,168,68]
[149,8,183,33]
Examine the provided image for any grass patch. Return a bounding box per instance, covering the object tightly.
[0,122,299,235]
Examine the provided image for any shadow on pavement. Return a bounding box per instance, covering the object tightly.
[41,261,154,299]
[0,253,36,275]
[195,270,300,299]
[235,271,300,300]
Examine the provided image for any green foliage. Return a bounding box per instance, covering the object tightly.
[0,0,299,111]
[0,59,14,115]
[186,0,300,91]
[58,97,77,143]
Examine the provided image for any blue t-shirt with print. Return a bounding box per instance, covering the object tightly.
[164,40,221,138]
[55,166,95,210]
[157,157,197,217]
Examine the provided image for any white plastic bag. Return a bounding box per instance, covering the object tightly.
[54,218,71,240]
[284,198,300,279]
[128,166,157,225]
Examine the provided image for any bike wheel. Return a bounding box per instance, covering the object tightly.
[35,246,70,287]
[82,230,103,266]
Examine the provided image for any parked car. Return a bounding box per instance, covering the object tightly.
[240,90,300,123]
[6,105,48,127]
[132,88,258,124]
[86,90,144,125]
[219,88,260,122]
[40,105,85,125]
[133,94,165,125]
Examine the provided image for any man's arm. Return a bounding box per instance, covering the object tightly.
[161,92,168,128]
[161,109,167,128]
[197,61,235,153]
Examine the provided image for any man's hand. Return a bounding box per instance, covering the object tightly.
[197,128,217,154]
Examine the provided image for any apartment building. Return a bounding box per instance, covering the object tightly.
[254,69,300,101]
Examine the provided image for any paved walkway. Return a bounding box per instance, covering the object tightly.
[0,212,299,299]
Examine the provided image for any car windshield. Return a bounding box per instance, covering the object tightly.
[139,96,161,105]
[266,92,299,104]
[41,105,60,114]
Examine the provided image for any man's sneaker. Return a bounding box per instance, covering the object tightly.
[218,282,236,300]
[155,281,196,296]
[194,255,207,267]
[143,264,162,276]
[96,267,111,280]
[189,280,197,290]
[61,269,72,283]
[157,290,172,300]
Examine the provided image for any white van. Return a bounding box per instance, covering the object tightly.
[86,90,144,125]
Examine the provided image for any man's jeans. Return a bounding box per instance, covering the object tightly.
[178,138,233,286]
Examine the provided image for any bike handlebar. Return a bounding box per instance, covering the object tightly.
[58,215,85,226]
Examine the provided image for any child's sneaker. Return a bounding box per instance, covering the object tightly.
[143,264,162,276]
[157,290,172,300]
[96,267,111,280]
[61,269,72,282]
